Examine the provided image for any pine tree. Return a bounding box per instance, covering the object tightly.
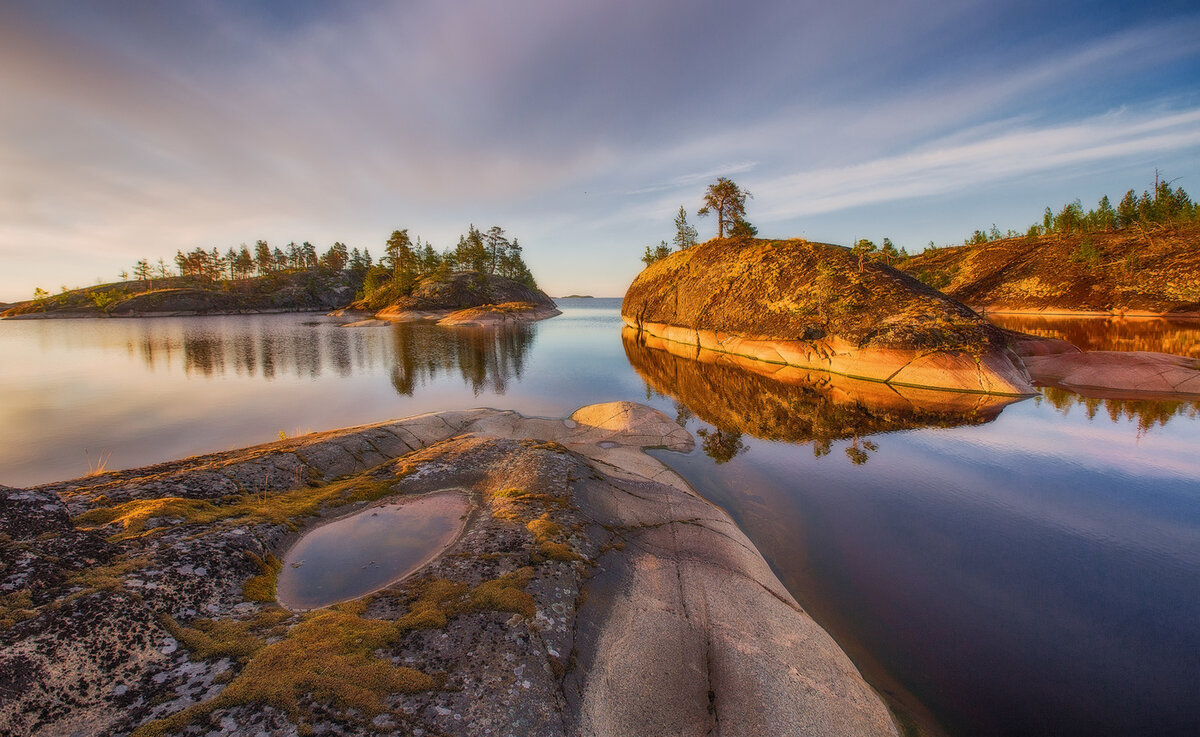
[673,206,698,250]
[698,178,752,239]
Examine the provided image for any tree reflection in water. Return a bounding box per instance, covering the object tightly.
[1036,386,1200,437]
[988,314,1200,358]
[623,328,1019,464]
[389,322,533,396]
[129,318,535,397]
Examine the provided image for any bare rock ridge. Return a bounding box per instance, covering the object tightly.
[622,237,1036,395]
[1,403,897,737]
[898,221,1200,316]
[344,272,561,327]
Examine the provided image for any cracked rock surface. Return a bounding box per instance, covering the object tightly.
[1,402,897,737]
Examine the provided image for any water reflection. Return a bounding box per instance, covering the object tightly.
[1037,386,1200,436]
[988,313,1200,357]
[389,323,533,396]
[624,328,1020,463]
[121,318,534,396]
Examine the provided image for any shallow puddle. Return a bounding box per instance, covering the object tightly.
[276,490,470,610]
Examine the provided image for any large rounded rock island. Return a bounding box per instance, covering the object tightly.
[622,237,1036,395]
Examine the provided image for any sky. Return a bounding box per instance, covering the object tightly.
[2,0,1199,301]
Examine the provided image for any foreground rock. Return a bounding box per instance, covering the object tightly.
[623,237,1034,395]
[1,403,896,737]
[349,272,560,326]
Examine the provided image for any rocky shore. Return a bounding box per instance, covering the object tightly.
[0,403,897,737]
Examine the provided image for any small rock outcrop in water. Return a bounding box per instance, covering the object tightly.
[622,237,1035,395]
[0,403,897,737]
[347,272,560,326]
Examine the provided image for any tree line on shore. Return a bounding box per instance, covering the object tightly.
[960,173,1198,247]
[640,172,1198,271]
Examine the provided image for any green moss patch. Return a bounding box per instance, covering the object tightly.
[0,589,35,630]
[162,608,290,661]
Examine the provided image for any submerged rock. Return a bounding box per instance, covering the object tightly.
[622,237,1034,395]
[1020,349,1200,397]
[2,403,897,737]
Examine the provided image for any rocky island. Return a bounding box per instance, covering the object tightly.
[1,271,357,319]
[624,236,1200,399]
[0,403,898,737]
[343,272,560,327]
[623,236,1036,395]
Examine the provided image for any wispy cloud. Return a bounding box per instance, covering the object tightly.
[753,107,1200,220]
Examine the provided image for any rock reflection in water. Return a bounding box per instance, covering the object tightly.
[987,313,1200,357]
[623,327,1021,463]
[125,316,534,396]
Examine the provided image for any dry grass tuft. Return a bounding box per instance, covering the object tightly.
[133,600,435,737]
[241,552,282,603]
[470,567,536,618]
[73,474,402,541]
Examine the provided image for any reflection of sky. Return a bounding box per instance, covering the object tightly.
[276,492,468,610]
[657,390,1200,737]
[0,301,652,485]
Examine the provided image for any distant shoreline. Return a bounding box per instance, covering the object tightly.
[2,306,334,320]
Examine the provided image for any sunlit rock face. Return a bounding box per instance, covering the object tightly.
[622,237,1035,395]
[2,403,898,737]
[624,329,1020,452]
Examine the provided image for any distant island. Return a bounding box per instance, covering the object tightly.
[2,224,559,326]
[560,294,594,299]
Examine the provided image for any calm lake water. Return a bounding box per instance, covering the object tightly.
[3,299,1199,736]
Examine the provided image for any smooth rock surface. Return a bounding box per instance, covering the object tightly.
[1,403,897,737]
[1022,350,1200,396]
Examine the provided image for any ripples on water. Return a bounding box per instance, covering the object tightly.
[2,299,1198,736]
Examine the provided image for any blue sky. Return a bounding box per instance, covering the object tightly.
[2,0,1199,301]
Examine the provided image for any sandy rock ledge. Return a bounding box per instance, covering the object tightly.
[1,402,897,737]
